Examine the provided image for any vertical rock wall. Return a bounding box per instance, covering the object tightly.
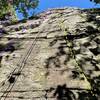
[0,7,100,100]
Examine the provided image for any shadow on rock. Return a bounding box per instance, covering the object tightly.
[53,84,76,100]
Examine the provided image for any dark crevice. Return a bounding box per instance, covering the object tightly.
[8,76,15,84]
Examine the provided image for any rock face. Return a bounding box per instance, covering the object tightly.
[0,7,100,100]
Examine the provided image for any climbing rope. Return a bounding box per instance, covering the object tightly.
[0,18,48,100]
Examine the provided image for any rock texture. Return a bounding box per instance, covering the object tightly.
[0,7,100,100]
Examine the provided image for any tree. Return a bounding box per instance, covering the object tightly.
[0,0,39,19]
[90,0,100,4]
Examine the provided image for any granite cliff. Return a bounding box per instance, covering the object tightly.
[0,7,100,100]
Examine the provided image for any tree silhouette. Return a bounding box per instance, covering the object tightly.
[90,0,100,4]
[0,0,39,19]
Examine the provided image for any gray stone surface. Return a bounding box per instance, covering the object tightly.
[0,8,100,100]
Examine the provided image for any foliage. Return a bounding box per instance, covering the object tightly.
[0,0,39,19]
[90,0,100,4]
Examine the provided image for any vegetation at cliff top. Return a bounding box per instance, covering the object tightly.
[0,0,39,19]
[0,0,99,19]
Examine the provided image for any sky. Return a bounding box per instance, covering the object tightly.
[17,0,100,20]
